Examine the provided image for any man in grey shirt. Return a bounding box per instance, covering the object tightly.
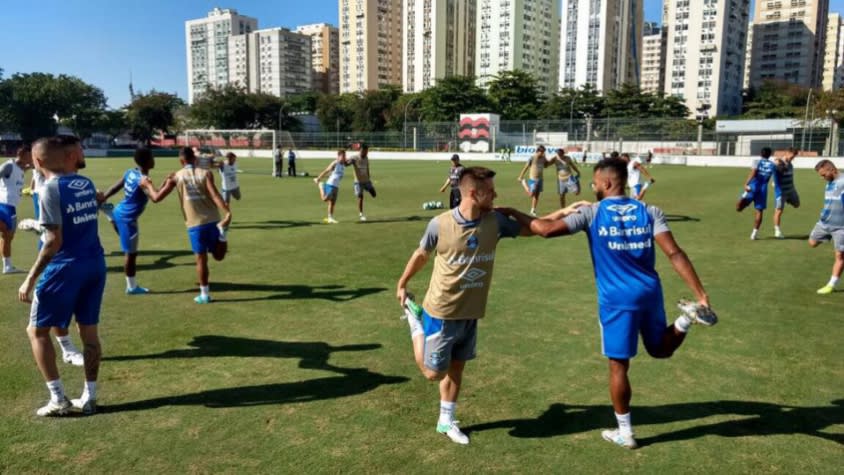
[809,159,844,294]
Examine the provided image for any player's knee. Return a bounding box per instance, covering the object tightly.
[422,368,446,381]
[808,240,820,248]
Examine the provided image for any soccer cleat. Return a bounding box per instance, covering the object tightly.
[437,421,469,445]
[326,217,339,224]
[677,299,718,326]
[36,397,71,417]
[17,218,41,233]
[126,286,150,295]
[601,429,638,449]
[402,295,423,321]
[62,351,84,366]
[750,232,758,241]
[2,266,23,274]
[70,398,97,415]
[774,229,784,239]
[359,215,367,222]
[216,224,227,242]
[194,295,212,304]
[816,285,835,295]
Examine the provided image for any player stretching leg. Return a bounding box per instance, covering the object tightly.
[439,154,464,209]
[0,145,33,274]
[552,149,581,208]
[809,160,844,294]
[772,147,801,238]
[517,145,552,216]
[349,144,376,221]
[737,147,777,240]
[314,150,349,224]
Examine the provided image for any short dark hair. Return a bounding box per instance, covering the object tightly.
[360,143,369,150]
[458,166,496,187]
[537,145,546,152]
[594,158,628,184]
[815,159,835,171]
[55,134,80,147]
[610,151,620,159]
[180,146,196,161]
[450,154,460,162]
[134,148,153,167]
[761,147,772,158]
[225,152,236,160]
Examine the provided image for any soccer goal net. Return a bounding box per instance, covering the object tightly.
[180,129,282,175]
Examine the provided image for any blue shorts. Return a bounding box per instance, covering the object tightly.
[188,222,221,254]
[740,182,768,210]
[527,179,543,193]
[598,304,667,359]
[322,183,338,201]
[30,257,106,328]
[631,184,643,198]
[421,309,477,372]
[115,217,139,254]
[0,203,16,231]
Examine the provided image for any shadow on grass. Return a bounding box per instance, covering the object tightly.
[664,214,701,223]
[153,282,387,302]
[781,234,810,240]
[357,215,426,224]
[230,220,316,230]
[463,400,844,447]
[102,336,408,411]
[106,249,195,273]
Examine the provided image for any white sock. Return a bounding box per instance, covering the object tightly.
[750,229,758,238]
[82,381,97,401]
[217,224,227,242]
[55,335,79,354]
[828,276,840,287]
[126,276,137,290]
[615,412,633,437]
[674,315,692,333]
[407,315,423,338]
[775,226,781,233]
[2,257,12,269]
[200,285,210,298]
[439,401,456,426]
[46,379,65,403]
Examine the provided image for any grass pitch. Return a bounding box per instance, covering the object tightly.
[0,156,842,473]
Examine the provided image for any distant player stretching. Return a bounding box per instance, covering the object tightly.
[314,150,349,224]
[551,149,581,207]
[517,145,553,216]
[737,147,777,240]
[438,154,464,209]
[772,147,800,238]
[0,145,33,274]
[809,159,844,295]
[348,144,376,221]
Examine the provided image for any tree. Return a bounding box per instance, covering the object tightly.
[126,91,183,145]
[0,73,107,142]
[189,85,262,130]
[486,70,543,120]
[94,109,129,144]
[316,93,360,132]
[541,84,606,120]
[418,76,490,122]
[742,80,808,119]
[353,86,402,132]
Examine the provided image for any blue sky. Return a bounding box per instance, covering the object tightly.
[1,0,841,108]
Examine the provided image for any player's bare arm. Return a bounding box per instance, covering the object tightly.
[396,248,429,306]
[568,157,581,177]
[142,175,176,203]
[439,177,451,193]
[541,201,591,220]
[654,231,709,307]
[637,162,655,182]
[314,163,335,182]
[517,160,531,181]
[204,172,232,227]
[18,224,61,303]
[496,207,572,237]
[97,178,125,204]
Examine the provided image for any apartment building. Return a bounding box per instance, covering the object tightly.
[296,23,340,95]
[338,0,403,93]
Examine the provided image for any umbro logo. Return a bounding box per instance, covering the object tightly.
[462,268,487,282]
[466,235,479,250]
[606,204,637,215]
[67,179,88,191]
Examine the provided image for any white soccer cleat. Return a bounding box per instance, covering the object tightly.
[2,266,23,274]
[70,397,97,415]
[326,217,339,224]
[36,397,71,417]
[774,229,784,239]
[17,218,41,233]
[677,299,718,326]
[62,351,84,366]
[359,215,367,222]
[601,429,638,449]
[437,421,469,445]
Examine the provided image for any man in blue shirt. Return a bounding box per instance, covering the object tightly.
[499,157,716,449]
[737,147,778,240]
[98,148,170,294]
[18,136,105,416]
[809,159,844,294]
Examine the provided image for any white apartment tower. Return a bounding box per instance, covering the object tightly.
[339,0,403,93]
[749,0,829,89]
[296,23,340,95]
[559,0,643,92]
[245,28,312,98]
[744,22,753,90]
[403,0,476,93]
[476,0,560,96]
[186,8,258,103]
[664,0,750,117]
[640,23,665,93]
[822,13,844,91]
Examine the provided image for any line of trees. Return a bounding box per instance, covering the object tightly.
[3,68,844,146]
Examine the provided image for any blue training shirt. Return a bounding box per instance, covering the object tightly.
[114,168,148,220]
[563,196,670,310]
[751,157,777,184]
[39,174,104,262]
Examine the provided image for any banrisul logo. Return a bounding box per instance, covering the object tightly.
[67,179,88,191]
[606,204,637,215]
[466,235,479,250]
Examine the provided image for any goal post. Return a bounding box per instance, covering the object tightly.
[181,129,278,175]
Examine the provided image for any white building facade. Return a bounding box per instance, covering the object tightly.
[296,23,340,95]
[339,0,403,93]
[822,13,844,91]
[640,23,664,93]
[246,28,312,98]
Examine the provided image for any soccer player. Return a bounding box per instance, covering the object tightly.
[273,144,283,178]
[97,148,172,294]
[287,149,297,177]
[517,145,553,216]
[19,136,106,416]
[772,147,801,239]
[348,144,376,221]
[0,144,33,274]
[150,147,232,304]
[736,147,777,240]
[809,159,844,295]
[498,157,716,450]
[396,166,528,445]
[313,150,349,224]
[552,149,581,208]
[217,152,241,205]
[622,153,655,200]
[438,154,464,209]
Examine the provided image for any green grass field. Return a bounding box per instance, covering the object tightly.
[0,156,842,473]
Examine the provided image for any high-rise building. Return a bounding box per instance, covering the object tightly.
[245,28,312,98]
[749,0,829,89]
[744,22,753,90]
[476,0,560,96]
[296,23,340,95]
[186,8,258,103]
[663,0,750,117]
[822,13,844,91]
[640,23,665,93]
[559,0,643,92]
[338,0,403,93]
[403,0,476,93]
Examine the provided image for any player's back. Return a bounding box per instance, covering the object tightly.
[116,168,149,219]
[219,163,239,191]
[42,175,104,262]
[753,158,776,183]
[174,167,220,227]
[820,176,844,227]
[0,159,25,206]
